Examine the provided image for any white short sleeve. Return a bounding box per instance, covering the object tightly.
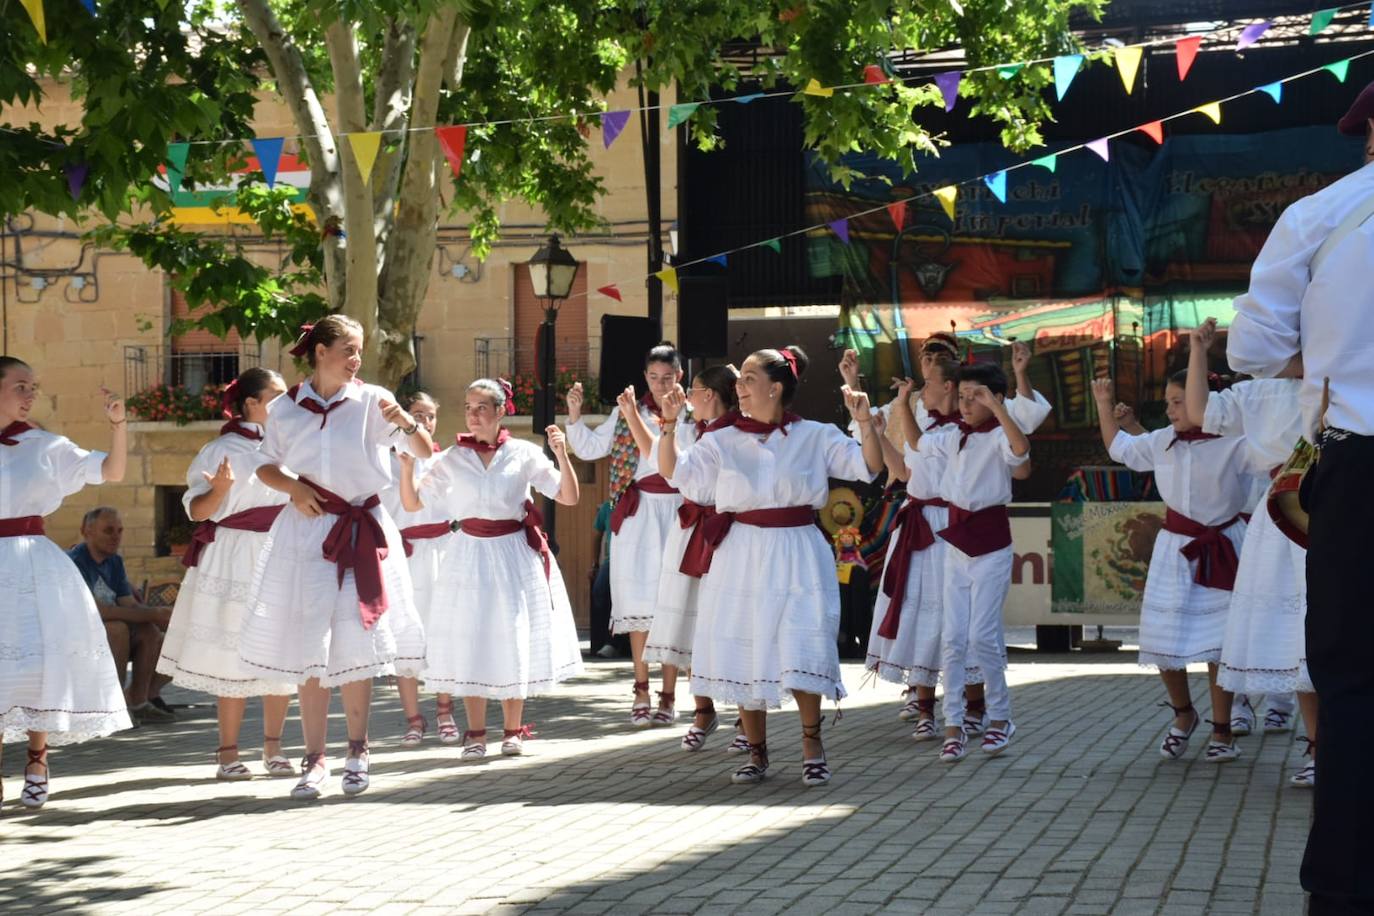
[1108,429,1160,473]
[823,422,877,483]
[525,445,562,500]
[51,438,106,497]
[668,431,722,494]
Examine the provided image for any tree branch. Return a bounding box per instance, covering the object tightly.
[370,18,417,271]
[235,0,347,313]
[377,8,463,386]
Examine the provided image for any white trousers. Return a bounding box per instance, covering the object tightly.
[940,544,1014,726]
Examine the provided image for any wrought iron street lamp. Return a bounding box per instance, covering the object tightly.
[528,233,579,549]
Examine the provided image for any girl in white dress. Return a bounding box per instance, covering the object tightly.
[660,347,884,786]
[381,392,458,747]
[0,357,131,809]
[239,316,432,800]
[156,368,297,781]
[1093,374,1257,763]
[864,363,961,742]
[1184,318,1316,785]
[401,379,582,759]
[565,344,697,728]
[637,366,739,751]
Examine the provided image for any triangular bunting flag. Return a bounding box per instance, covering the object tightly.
[734,93,764,104]
[1176,36,1202,80]
[997,64,1023,80]
[601,110,630,149]
[20,0,46,43]
[933,186,957,222]
[1086,138,1110,161]
[1310,8,1337,35]
[436,125,467,179]
[1194,102,1222,124]
[762,239,782,253]
[705,254,728,268]
[984,171,1007,204]
[80,0,95,12]
[1115,47,1143,94]
[803,79,834,98]
[348,131,383,186]
[1031,154,1057,173]
[655,268,679,294]
[1257,82,1283,103]
[1237,22,1270,50]
[1138,121,1164,144]
[887,202,907,232]
[863,65,890,85]
[828,219,850,244]
[934,71,962,112]
[64,162,88,200]
[1324,60,1351,83]
[250,137,285,188]
[1053,55,1083,101]
[166,142,190,195]
[597,284,622,302]
[667,103,700,129]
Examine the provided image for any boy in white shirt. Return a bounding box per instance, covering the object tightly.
[914,362,1031,761]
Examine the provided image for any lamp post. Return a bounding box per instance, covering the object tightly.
[528,233,580,549]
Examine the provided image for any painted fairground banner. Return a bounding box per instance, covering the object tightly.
[816,125,1361,402]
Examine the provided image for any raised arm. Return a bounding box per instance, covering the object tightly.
[1091,378,1123,452]
[101,386,128,482]
[615,385,656,458]
[657,386,688,480]
[890,376,920,450]
[872,413,909,481]
[843,386,885,475]
[563,382,617,460]
[1112,403,1147,436]
[398,452,423,512]
[545,426,581,506]
[1011,341,1034,400]
[188,456,235,522]
[1185,318,1217,428]
[975,386,1029,457]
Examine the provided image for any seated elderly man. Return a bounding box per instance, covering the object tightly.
[67,507,175,724]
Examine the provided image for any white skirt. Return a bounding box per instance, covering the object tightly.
[643,512,702,668]
[422,530,583,699]
[609,490,682,632]
[406,532,451,631]
[1138,519,1247,670]
[157,527,296,697]
[239,504,426,688]
[1217,504,1312,694]
[690,521,845,710]
[0,535,132,745]
[865,505,948,687]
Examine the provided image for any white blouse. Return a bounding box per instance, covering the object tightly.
[854,390,1052,439]
[669,419,875,512]
[419,438,561,522]
[1201,378,1305,473]
[0,429,105,519]
[259,380,426,504]
[181,426,289,521]
[902,424,959,501]
[917,426,1029,511]
[566,404,697,482]
[1108,429,1256,525]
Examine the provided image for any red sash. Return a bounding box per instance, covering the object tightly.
[182,505,284,568]
[938,504,1012,557]
[400,521,456,558]
[609,474,678,534]
[1163,508,1243,591]
[693,506,816,573]
[0,516,44,537]
[677,500,719,577]
[459,500,551,579]
[876,496,950,638]
[300,478,389,629]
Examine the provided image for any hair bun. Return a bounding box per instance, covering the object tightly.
[784,345,809,379]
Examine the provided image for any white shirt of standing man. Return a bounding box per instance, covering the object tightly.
[1227,94,1374,435]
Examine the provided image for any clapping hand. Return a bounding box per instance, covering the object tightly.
[838,348,861,389]
[660,385,687,422]
[842,385,873,423]
[1091,377,1115,406]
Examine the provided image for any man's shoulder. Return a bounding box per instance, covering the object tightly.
[65,543,91,564]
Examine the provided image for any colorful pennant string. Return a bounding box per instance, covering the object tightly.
[1138,121,1164,144]
[19,0,46,43]
[1176,36,1203,80]
[166,142,190,194]
[1257,82,1283,103]
[348,131,382,186]
[250,137,284,188]
[1237,21,1271,50]
[705,254,728,267]
[64,162,88,200]
[1311,8,1338,34]
[762,239,782,253]
[887,201,907,232]
[863,65,891,85]
[1193,102,1223,124]
[1053,54,1083,101]
[828,219,850,244]
[933,186,957,221]
[1115,47,1143,94]
[1086,138,1110,162]
[436,125,467,179]
[803,80,834,98]
[667,103,700,129]
[934,71,962,112]
[984,171,1007,203]
[1031,154,1057,173]
[601,111,630,149]
[1325,59,1352,82]
[654,267,679,293]
[597,284,622,301]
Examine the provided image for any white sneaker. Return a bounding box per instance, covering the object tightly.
[1204,739,1240,763]
[911,718,939,742]
[981,722,1016,756]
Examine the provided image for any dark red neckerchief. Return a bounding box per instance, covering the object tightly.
[956,416,999,450]
[732,411,803,437]
[458,500,551,579]
[182,505,284,568]
[455,428,510,453]
[926,410,958,430]
[1163,509,1244,591]
[695,409,739,438]
[299,477,390,628]
[640,390,664,419]
[0,421,34,446]
[1165,429,1222,451]
[875,495,951,638]
[219,419,263,441]
[287,382,354,430]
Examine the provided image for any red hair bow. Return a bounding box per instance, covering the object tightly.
[287,323,316,359]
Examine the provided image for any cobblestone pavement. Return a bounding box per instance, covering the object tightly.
[1,650,1313,915]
